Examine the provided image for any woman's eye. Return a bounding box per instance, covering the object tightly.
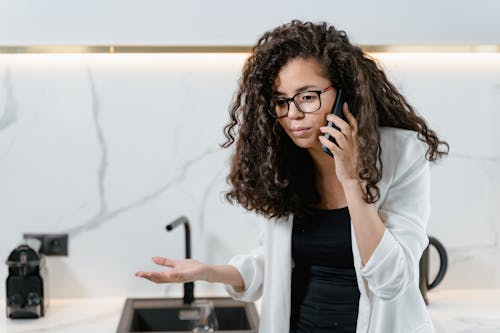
[274,99,287,107]
[298,93,318,103]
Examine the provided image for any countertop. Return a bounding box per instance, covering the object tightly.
[1,289,500,333]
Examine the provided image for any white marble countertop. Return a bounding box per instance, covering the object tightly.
[427,289,500,333]
[1,289,499,333]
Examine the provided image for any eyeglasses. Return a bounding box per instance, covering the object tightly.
[268,86,334,118]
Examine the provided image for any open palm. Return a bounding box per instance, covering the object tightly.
[135,256,210,284]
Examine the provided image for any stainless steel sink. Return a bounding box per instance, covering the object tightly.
[116,297,259,333]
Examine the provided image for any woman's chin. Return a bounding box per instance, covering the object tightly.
[289,138,326,154]
[290,137,317,149]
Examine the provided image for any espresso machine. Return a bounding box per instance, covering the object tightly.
[5,239,48,319]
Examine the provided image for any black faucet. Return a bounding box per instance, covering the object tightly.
[166,216,194,305]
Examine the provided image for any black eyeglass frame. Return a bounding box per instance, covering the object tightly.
[268,85,335,118]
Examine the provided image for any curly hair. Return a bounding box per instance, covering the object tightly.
[221,20,449,220]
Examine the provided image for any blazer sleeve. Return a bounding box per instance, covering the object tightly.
[223,222,265,302]
[359,134,431,301]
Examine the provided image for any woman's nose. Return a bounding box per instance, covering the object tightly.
[287,101,304,119]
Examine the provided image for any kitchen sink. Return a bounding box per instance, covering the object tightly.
[116,297,259,333]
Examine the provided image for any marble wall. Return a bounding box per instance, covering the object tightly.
[2,1,500,44]
[0,52,499,298]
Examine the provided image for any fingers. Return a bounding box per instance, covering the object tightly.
[135,271,165,284]
[134,257,177,284]
[319,135,342,155]
[342,102,358,135]
[135,257,193,284]
[327,103,357,132]
[135,270,189,284]
[319,126,348,148]
[136,257,205,284]
[326,118,350,136]
[152,256,175,268]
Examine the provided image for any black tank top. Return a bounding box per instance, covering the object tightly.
[290,206,360,333]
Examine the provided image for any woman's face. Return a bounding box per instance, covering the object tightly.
[274,57,337,153]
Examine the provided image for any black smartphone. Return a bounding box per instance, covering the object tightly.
[322,88,347,158]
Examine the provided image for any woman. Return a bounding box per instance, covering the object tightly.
[136,20,449,333]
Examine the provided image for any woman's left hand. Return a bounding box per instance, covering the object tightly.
[318,102,360,185]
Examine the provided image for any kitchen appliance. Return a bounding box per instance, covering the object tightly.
[419,236,448,305]
[5,239,48,319]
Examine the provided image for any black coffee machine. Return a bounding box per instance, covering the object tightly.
[5,239,48,319]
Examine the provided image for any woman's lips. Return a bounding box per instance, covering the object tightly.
[290,127,312,137]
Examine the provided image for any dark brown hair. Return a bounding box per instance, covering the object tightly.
[221,20,449,220]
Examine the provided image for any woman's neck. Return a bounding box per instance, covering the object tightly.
[308,145,347,209]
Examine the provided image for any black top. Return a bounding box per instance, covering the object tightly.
[290,206,360,333]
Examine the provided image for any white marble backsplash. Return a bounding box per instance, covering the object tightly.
[0,52,499,298]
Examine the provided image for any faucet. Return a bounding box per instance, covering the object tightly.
[166,216,194,305]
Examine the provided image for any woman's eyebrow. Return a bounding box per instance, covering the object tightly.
[274,85,320,96]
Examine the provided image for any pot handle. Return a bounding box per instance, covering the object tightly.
[427,236,448,290]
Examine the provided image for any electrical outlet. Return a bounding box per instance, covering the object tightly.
[23,233,68,256]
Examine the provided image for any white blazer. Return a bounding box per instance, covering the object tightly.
[224,127,436,333]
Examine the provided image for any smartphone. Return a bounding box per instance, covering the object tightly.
[322,88,347,158]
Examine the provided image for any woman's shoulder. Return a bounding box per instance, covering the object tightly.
[376,127,429,200]
[378,126,427,160]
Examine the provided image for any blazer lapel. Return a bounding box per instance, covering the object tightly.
[270,214,293,333]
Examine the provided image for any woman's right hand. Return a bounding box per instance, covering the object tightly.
[135,256,212,284]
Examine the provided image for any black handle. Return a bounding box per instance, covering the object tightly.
[427,236,448,290]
